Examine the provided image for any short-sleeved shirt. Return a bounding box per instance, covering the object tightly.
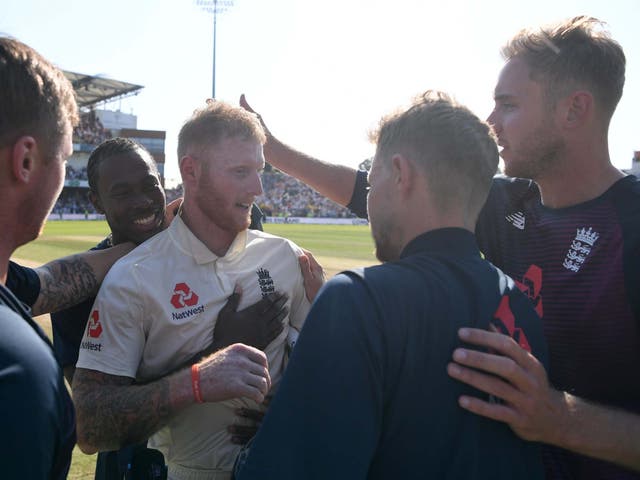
[77,214,311,476]
[237,228,547,479]
[0,283,75,480]
[51,237,112,369]
[6,260,40,307]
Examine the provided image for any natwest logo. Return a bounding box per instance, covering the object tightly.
[171,282,199,309]
[87,309,103,338]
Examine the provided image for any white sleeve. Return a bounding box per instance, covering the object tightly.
[75,262,145,378]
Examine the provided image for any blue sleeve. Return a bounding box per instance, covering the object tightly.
[6,261,40,308]
[238,273,384,480]
[0,305,69,479]
[346,170,369,219]
[51,298,94,368]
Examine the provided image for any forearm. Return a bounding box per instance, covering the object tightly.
[32,243,134,315]
[72,367,193,453]
[554,393,640,471]
[264,134,357,208]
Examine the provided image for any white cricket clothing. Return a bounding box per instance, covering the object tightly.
[77,215,311,478]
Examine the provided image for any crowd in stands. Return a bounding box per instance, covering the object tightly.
[256,167,354,218]
[52,165,354,218]
[73,109,112,145]
[65,164,87,180]
[52,189,94,215]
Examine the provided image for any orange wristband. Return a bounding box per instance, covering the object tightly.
[191,364,204,404]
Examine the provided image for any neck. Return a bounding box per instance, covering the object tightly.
[400,204,473,252]
[0,245,12,285]
[534,140,624,208]
[180,201,235,257]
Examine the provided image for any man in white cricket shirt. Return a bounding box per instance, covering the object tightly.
[73,100,312,480]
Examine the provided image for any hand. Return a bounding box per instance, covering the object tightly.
[228,398,271,445]
[213,287,288,351]
[239,94,273,137]
[447,327,566,444]
[164,197,183,226]
[198,344,271,404]
[299,249,325,302]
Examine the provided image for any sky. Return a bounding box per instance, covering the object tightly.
[3,0,639,187]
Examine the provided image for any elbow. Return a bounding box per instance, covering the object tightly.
[74,405,102,454]
[76,438,98,455]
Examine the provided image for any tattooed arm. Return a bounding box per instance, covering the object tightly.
[72,343,271,454]
[31,243,134,316]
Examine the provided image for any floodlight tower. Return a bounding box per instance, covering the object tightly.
[196,0,234,99]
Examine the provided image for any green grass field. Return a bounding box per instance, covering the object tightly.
[12,219,377,479]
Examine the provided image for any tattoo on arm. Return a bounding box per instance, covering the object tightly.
[32,255,98,316]
[73,368,174,451]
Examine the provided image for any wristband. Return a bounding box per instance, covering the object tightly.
[191,364,204,404]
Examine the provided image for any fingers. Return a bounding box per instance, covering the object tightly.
[302,249,324,277]
[221,285,242,314]
[228,424,259,445]
[239,94,254,112]
[455,393,518,424]
[447,361,524,405]
[458,328,531,366]
[163,197,184,225]
[235,408,266,423]
[299,252,325,302]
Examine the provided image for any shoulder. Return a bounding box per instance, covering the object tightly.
[106,230,170,277]
[486,175,539,205]
[0,304,60,386]
[247,229,304,256]
[6,261,40,307]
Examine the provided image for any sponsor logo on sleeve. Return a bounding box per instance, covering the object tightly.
[514,264,543,318]
[81,309,103,352]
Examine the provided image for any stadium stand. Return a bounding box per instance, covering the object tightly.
[51,72,166,219]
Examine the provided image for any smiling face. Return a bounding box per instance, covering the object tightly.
[91,149,166,245]
[193,135,264,236]
[487,57,565,180]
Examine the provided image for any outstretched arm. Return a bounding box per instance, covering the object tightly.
[73,343,270,454]
[447,327,640,472]
[240,94,358,207]
[31,243,134,316]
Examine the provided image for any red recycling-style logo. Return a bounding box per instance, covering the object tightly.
[87,309,103,338]
[171,282,199,309]
[492,295,531,352]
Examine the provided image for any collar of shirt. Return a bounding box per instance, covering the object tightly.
[400,227,480,260]
[168,214,248,265]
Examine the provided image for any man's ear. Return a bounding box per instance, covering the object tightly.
[390,153,415,194]
[11,136,38,184]
[564,91,593,128]
[89,191,104,214]
[179,154,197,187]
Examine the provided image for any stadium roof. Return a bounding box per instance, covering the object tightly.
[63,71,143,108]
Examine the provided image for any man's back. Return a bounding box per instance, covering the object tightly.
[238,228,546,479]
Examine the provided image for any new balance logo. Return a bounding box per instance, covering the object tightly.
[505,211,525,230]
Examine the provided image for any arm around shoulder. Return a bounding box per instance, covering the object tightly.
[32,242,134,316]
